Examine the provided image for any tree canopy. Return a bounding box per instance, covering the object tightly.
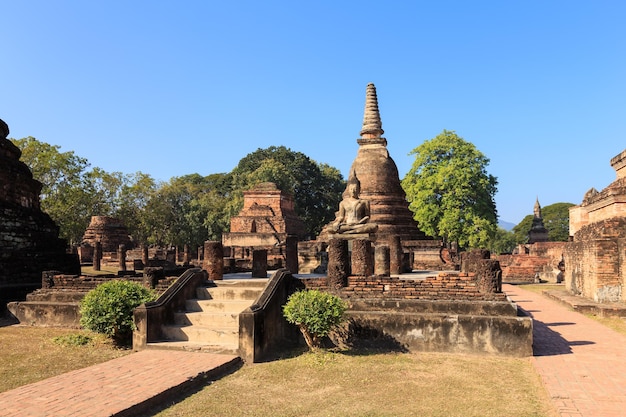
[11,138,344,249]
[401,130,498,249]
[512,202,574,243]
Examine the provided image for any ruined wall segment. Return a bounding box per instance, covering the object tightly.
[565,149,626,303]
[0,119,80,302]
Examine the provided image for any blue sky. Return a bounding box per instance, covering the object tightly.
[2,1,625,225]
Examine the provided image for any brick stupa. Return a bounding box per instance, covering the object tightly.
[0,118,79,301]
[319,83,426,245]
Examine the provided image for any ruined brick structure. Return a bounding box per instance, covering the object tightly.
[81,216,133,253]
[0,118,79,305]
[565,149,626,302]
[307,83,442,273]
[528,198,549,243]
[222,182,305,271]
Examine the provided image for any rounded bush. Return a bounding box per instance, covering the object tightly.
[79,280,156,345]
[283,289,348,349]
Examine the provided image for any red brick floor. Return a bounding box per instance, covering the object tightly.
[504,283,626,417]
[0,350,240,417]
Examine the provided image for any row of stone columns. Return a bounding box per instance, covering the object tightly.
[327,238,402,288]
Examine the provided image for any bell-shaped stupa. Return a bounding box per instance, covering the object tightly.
[318,83,425,245]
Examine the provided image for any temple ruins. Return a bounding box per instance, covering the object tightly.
[222,182,305,271]
[0,118,80,307]
[496,198,565,283]
[303,83,452,273]
[565,149,626,302]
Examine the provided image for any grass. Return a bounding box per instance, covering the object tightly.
[0,322,130,393]
[154,349,555,417]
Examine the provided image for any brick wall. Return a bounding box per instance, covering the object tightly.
[298,272,507,302]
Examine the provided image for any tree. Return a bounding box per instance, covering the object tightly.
[11,137,92,245]
[229,146,345,238]
[401,130,498,249]
[487,227,517,254]
[512,202,574,243]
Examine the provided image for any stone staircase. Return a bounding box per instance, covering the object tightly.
[146,279,266,354]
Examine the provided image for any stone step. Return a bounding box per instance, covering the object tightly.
[185,299,252,313]
[211,278,268,288]
[144,340,239,355]
[25,290,86,302]
[173,311,239,327]
[7,301,80,328]
[161,324,239,345]
[196,286,263,301]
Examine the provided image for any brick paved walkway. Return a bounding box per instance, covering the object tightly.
[0,350,240,417]
[503,284,626,417]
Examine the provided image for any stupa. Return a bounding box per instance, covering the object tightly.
[528,198,549,243]
[0,118,79,303]
[318,83,425,245]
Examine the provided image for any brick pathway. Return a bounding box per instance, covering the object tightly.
[0,350,240,417]
[503,284,626,417]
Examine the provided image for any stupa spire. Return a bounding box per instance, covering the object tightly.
[359,83,385,143]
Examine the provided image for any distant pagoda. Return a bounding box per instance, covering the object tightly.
[528,198,549,243]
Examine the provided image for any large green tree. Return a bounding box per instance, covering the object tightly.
[401,130,498,249]
[229,146,345,238]
[12,137,92,245]
[512,202,574,243]
[12,137,159,246]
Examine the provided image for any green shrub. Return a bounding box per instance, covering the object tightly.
[79,280,156,346]
[283,289,348,349]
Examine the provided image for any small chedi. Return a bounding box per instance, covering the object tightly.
[566,149,626,302]
[528,198,549,243]
[222,182,305,271]
[495,198,565,283]
[82,216,133,253]
[0,118,79,305]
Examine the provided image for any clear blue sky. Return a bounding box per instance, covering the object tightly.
[2,1,625,225]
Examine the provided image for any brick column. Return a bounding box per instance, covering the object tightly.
[252,249,268,278]
[327,238,349,288]
[183,244,190,266]
[142,245,149,267]
[285,235,299,274]
[203,240,224,280]
[118,244,127,272]
[374,245,390,277]
[93,241,102,271]
[351,239,373,277]
[389,236,402,275]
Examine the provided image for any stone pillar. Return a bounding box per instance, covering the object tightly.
[118,244,127,272]
[143,267,164,289]
[42,270,60,289]
[374,245,390,277]
[142,245,149,266]
[203,240,224,280]
[285,235,299,274]
[252,249,268,278]
[183,244,190,266]
[476,259,503,293]
[327,238,349,288]
[389,236,402,275]
[197,246,203,264]
[351,239,373,277]
[93,241,102,271]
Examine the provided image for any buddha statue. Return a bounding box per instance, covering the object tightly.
[326,172,378,235]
